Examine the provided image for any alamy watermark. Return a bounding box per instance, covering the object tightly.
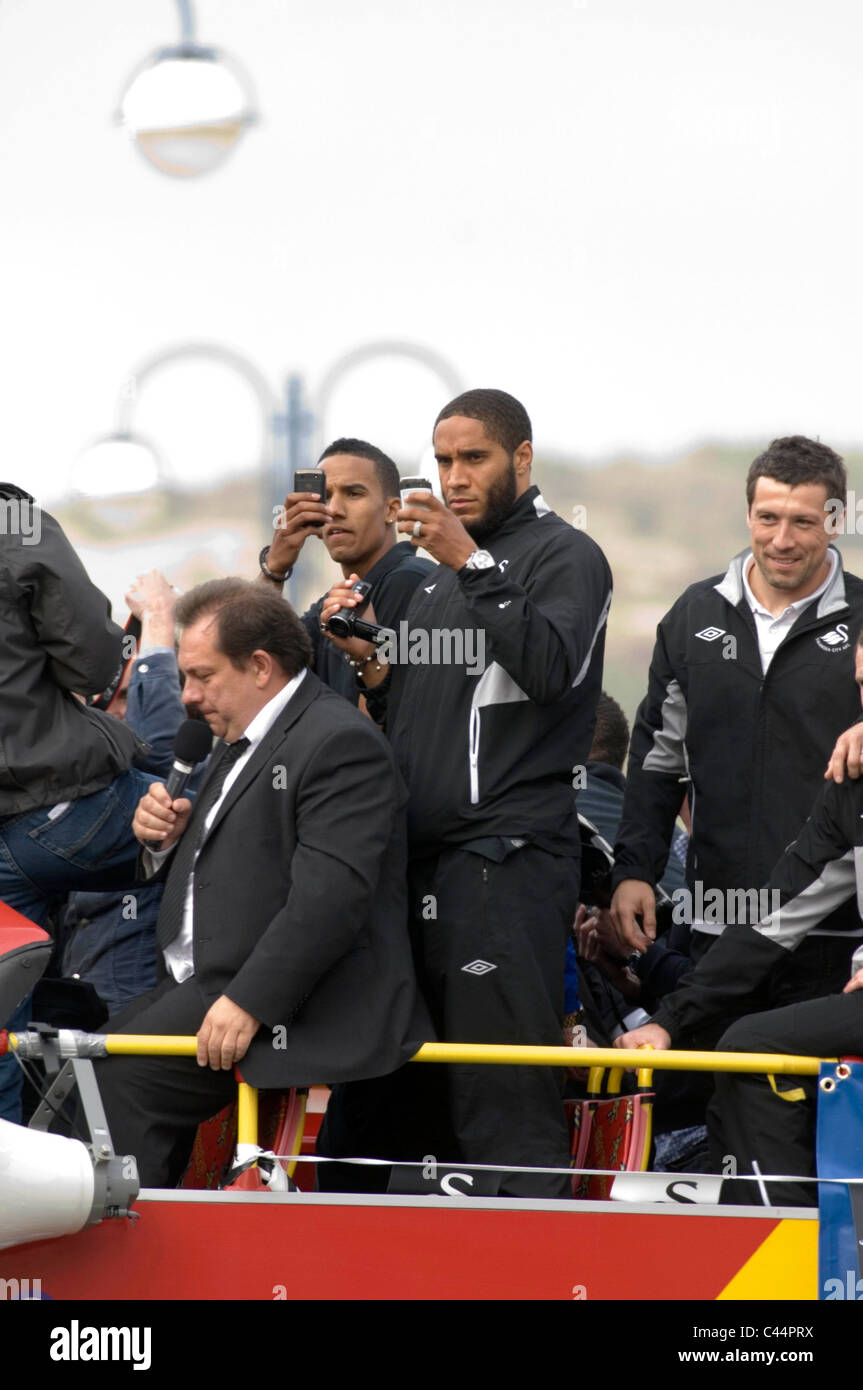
[0,496,40,544]
[49,1321,151,1370]
[374,622,485,675]
[1,1276,42,1299]
[824,1271,863,1299]
[671,883,781,928]
[826,494,863,535]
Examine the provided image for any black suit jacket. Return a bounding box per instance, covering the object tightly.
[151,669,429,1087]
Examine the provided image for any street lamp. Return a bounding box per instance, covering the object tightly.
[71,433,165,500]
[77,337,463,515]
[75,339,463,601]
[116,1,257,178]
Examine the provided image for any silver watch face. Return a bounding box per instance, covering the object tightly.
[467,549,495,570]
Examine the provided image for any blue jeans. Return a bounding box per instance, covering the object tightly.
[63,884,163,1017]
[0,997,30,1123]
[0,768,156,1122]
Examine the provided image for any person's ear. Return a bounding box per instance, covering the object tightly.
[252,649,274,686]
[514,441,533,476]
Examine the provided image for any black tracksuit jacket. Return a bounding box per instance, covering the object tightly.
[386,486,613,856]
[653,774,863,1039]
[613,546,863,936]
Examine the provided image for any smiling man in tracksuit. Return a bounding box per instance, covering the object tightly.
[330,388,613,1197]
[617,632,863,1205]
[611,437,863,1035]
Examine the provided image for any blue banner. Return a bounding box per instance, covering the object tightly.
[817,1060,863,1301]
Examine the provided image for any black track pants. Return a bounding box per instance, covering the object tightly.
[407,845,579,1199]
[711,990,863,1207]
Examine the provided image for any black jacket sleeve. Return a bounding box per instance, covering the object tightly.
[16,507,126,695]
[652,779,860,1039]
[613,614,690,889]
[455,528,612,706]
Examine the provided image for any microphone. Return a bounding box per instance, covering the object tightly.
[145,719,212,850]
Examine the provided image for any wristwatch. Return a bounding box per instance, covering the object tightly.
[259,545,292,583]
[463,549,495,572]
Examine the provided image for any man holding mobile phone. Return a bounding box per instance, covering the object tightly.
[324,390,613,1198]
[258,439,433,712]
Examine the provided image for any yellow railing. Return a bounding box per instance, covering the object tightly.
[49,1033,831,1075]
[8,1031,836,1154]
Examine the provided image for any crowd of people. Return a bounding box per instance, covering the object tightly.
[2,393,862,1205]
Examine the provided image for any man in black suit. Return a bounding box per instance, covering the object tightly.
[96,578,423,1187]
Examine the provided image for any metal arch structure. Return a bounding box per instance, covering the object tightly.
[313,340,464,460]
[114,340,279,482]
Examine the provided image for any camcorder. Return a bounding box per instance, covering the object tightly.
[325,579,390,645]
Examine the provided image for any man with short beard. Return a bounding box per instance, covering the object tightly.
[324,389,612,1198]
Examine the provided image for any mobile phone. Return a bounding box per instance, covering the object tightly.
[399,475,433,507]
[294,469,326,524]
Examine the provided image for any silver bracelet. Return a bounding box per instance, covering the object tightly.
[344,651,384,673]
[259,545,292,583]
[345,655,379,670]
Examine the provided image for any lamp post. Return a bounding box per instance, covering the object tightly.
[76,339,463,604]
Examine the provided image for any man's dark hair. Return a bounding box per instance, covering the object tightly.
[318,437,401,501]
[589,691,630,771]
[434,389,532,455]
[745,436,846,509]
[175,578,312,676]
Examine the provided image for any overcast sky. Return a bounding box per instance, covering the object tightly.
[2,0,863,506]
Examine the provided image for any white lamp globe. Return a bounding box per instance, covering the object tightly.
[118,47,256,178]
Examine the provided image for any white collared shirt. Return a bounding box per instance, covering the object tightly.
[162,669,307,983]
[743,549,836,673]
